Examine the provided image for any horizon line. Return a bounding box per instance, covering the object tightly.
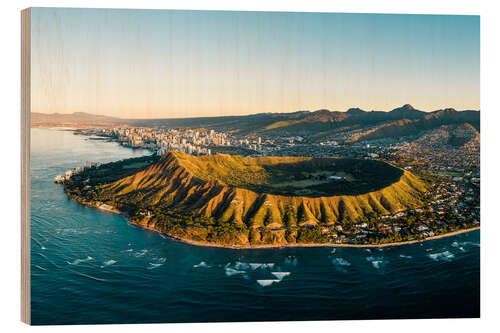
[31,104,481,120]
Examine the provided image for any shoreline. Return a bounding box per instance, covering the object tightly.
[89,201,480,249]
[145,225,480,249]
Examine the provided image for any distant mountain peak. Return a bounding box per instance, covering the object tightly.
[313,109,332,114]
[391,104,416,112]
[346,107,366,114]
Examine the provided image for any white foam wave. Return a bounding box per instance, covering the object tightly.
[399,254,413,259]
[452,241,479,250]
[428,251,455,262]
[103,260,117,266]
[193,261,210,268]
[249,263,262,270]
[366,256,385,269]
[332,258,351,266]
[154,257,166,264]
[225,267,246,277]
[67,256,94,265]
[271,272,291,280]
[256,279,281,287]
[234,261,250,270]
[134,249,148,257]
[247,263,275,270]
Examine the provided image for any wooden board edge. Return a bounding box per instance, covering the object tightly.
[21,7,31,325]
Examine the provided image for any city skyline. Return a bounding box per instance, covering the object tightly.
[31,8,480,118]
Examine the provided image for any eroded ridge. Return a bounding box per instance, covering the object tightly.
[64,151,428,247]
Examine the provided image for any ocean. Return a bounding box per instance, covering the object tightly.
[30,128,480,325]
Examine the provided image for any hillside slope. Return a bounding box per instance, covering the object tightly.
[96,152,428,246]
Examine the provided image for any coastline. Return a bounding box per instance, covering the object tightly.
[88,201,480,249]
[145,225,480,249]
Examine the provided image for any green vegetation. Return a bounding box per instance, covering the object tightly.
[174,152,404,197]
[63,151,429,247]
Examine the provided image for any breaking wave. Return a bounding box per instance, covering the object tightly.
[366,256,385,269]
[66,256,94,265]
[225,267,246,277]
[428,251,455,262]
[256,279,281,287]
[332,258,351,266]
[193,261,211,268]
[103,260,117,266]
[271,272,290,280]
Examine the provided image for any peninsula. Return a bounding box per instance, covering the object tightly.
[57,151,479,247]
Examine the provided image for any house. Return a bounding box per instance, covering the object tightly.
[417,225,429,231]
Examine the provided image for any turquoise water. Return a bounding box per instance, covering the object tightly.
[30,128,480,325]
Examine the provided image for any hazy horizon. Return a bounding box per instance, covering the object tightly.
[31,103,480,120]
[31,8,480,118]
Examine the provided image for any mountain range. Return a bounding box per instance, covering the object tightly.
[32,104,480,142]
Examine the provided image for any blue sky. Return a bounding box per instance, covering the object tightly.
[31,8,479,118]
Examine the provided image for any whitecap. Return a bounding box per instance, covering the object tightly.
[271,272,291,280]
[234,261,250,270]
[67,256,94,265]
[332,258,351,266]
[34,265,46,271]
[399,254,413,259]
[147,263,164,270]
[256,279,281,287]
[134,249,148,257]
[458,241,480,248]
[154,257,166,264]
[330,249,336,254]
[248,263,275,270]
[225,267,246,277]
[193,261,210,268]
[249,263,263,270]
[366,256,385,269]
[103,260,117,266]
[428,251,455,262]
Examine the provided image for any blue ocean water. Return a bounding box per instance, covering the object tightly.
[30,128,480,325]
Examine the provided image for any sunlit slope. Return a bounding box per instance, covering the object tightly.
[101,151,428,230]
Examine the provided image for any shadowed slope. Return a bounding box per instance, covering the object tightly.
[96,152,428,246]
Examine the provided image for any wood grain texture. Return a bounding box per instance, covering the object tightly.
[21,7,31,325]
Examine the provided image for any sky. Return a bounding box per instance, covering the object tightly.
[30,8,480,118]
